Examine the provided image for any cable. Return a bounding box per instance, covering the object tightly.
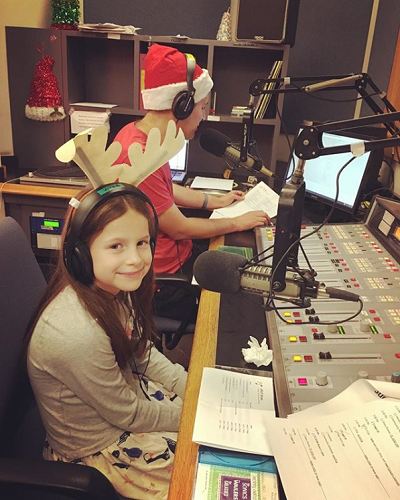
[0,175,23,215]
[249,156,361,325]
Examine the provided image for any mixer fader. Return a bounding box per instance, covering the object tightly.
[255,196,400,416]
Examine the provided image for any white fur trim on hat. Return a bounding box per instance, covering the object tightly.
[25,104,66,122]
[142,69,214,111]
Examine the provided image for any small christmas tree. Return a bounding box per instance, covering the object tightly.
[51,0,80,30]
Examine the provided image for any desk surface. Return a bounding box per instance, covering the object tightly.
[168,235,223,499]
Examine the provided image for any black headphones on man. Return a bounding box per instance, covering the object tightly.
[64,183,158,285]
[172,53,197,121]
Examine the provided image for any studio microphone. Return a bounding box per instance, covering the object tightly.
[199,129,278,179]
[193,250,360,303]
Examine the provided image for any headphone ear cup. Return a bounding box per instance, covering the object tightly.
[70,240,94,285]
[172,91,195,121]
[150,238,156,257]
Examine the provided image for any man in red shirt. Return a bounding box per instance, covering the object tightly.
[114,44,270,321]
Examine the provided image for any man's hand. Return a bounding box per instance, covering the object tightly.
[212,190,245,209]
[234,210,271,231]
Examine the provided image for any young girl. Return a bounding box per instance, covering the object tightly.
[25,183,187,500]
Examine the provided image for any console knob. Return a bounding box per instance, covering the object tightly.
[391,372,400,384]
[316,371,328,386]
[327,324,337,333]
[358,370,369,379]
[360,319,371,333]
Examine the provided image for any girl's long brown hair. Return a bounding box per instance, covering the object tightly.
[24,188,157,369]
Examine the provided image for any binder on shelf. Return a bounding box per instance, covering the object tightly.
[139,53,146,110]
[255,60,283,119]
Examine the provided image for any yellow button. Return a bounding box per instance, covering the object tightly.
[293,355,302,362]
[286,320,294,324]
[284,312,291,317]
[289,336,297,342]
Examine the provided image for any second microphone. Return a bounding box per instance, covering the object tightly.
[199,128,277,179]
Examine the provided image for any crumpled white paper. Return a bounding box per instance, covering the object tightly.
[242,336,273,367]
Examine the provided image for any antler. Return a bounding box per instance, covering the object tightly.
[55,120,185,188]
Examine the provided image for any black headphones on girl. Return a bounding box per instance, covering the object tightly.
[171,53,197,121]
[63,183,158,285]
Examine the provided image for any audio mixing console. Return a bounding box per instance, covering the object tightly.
[255,196,400,417]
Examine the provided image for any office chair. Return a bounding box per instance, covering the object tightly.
[153,274,197,351]
[0,217,121,500]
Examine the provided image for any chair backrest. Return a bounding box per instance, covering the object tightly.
[0,217,47,457]
[0,217,121,499]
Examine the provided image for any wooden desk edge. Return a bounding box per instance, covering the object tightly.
[0,182,80,199]
[168,236,223,499]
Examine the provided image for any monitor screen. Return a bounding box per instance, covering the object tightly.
[292,130,382,214]
[169,140,189,172]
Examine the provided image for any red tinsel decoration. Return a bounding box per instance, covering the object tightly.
[27,55,62,108]
[51,23,78,30]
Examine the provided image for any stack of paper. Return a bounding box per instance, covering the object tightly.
[78,23,141,35]
[210,181,279,219]
[265,380,400,499]
[190,176,233,191]
[192,367,275,456]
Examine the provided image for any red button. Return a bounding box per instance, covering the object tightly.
[298,378,308,385]
[299,336,308,342]
[293,311,301,317]
[369,309,376,314]
[395,353,400,358]
[295,319,302,324]
[304,355,313,362]
[351,278,357,281]
[312,328,318,333]
[339,259,344,262]
[384,334,391,339]
[345,268,350,271]
[354,284,360,287]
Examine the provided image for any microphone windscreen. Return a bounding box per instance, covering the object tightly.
[199,129,230,157]
[193,250,247,294]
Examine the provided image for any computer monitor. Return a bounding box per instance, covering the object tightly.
[292,129,383,214]
[169,140,189,183]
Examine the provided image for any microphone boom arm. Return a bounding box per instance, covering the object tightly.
[264,72,400,294]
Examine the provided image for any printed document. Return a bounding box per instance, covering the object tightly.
[265,382,400,499]
[192,367,275,456]
[210,181,279,219]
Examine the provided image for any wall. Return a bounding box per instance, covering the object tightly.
[0,0,84,156]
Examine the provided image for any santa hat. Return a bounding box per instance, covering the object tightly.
[25,54,66,122]
[141,44,214,111]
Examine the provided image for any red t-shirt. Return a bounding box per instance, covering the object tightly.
[113,122,193,274]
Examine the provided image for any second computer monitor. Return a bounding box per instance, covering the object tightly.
[293,130,383,214]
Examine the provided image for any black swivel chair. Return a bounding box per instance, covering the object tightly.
[0,217,121,500]
[153,274,197,351]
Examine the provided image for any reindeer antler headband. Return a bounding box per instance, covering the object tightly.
[55,120,185,188]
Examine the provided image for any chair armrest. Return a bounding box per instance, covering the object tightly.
[0,457,120,500]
